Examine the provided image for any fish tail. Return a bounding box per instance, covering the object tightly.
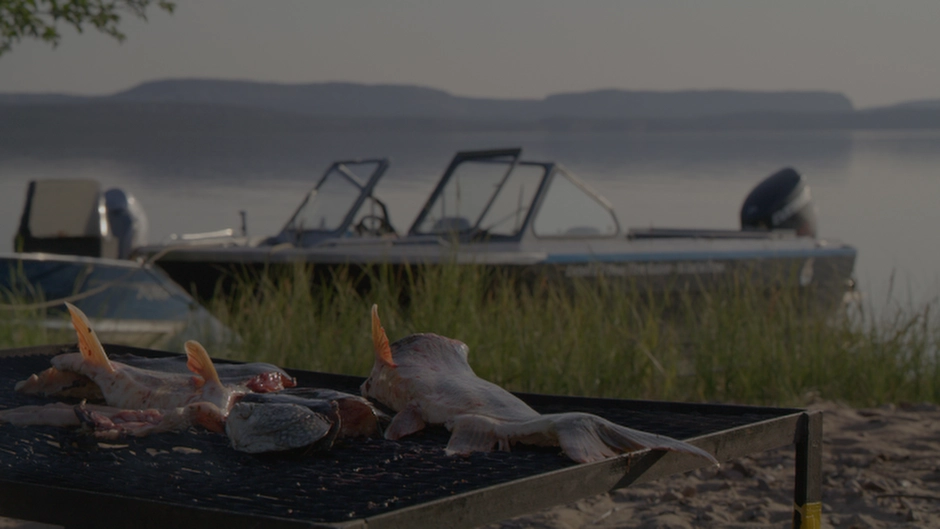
[184,340,222,386]
[64,302,115,374]
[550,412,719,465]
[371,304,396,367]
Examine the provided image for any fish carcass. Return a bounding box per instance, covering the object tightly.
[361,305,719,465]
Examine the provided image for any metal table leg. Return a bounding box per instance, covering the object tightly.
[792,411,823,529]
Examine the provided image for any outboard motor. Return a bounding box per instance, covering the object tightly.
[104,188,149,259]
[740,167,817,237]
[14,179,119,258]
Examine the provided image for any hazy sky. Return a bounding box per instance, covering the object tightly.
[1,1,939,108]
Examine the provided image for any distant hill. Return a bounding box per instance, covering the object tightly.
[0,93,93,105]
[0,78,854,120]
[4,79,940,134]
[874,99,940,111]
[540,89,853,119]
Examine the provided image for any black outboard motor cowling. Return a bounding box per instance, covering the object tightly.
[740,167,817,237]
[104,188,149,259]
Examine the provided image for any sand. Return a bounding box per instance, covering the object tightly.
[489,400,940,528]
[3,400,939,528]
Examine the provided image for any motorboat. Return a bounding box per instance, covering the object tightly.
[149,158,394,250]
[132,148,857,310]
[6,179,229,348]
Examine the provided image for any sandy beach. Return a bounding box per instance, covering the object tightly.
[3,400,939,528]
[490,400,940,528]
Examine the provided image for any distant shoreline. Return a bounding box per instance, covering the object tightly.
[3,101,940,139]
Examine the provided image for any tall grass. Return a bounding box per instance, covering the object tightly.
[206,263,940,408]
[0,282,55,348]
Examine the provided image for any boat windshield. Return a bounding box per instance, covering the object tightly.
[532,170,620,238]
[282,162,379,233]
[412,158,546,238]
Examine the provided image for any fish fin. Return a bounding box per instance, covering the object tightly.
[384,404,426,440]
[548,412,719,465]
[184,341,222,386]
[371,304,396,368]
[445,414,505,455]
[65,302,115,374]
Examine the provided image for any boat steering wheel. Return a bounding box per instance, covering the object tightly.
[354,214,396,237]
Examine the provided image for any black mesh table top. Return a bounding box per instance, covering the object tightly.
[0,343,806,529]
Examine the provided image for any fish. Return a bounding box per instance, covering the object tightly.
[361,305,719,465]
[36,302,243,413]
[16,348,296,401]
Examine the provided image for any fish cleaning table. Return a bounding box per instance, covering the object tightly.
[0,344,821,529]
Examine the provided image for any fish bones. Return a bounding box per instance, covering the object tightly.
[361,305,719,465]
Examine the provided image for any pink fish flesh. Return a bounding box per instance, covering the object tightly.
[0,401,220,439]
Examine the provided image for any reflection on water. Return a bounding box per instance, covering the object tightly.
[1,128,938,310]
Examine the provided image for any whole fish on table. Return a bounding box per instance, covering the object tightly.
[361,305,719,465]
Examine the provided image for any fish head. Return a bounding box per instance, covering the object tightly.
[225,401,338,453]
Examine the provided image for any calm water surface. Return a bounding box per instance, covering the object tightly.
[2,129,938,311]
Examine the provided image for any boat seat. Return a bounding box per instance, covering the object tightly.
[565,226,601,236]
[431,217,471,233]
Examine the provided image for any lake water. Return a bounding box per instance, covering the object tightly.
[2,128,938,312]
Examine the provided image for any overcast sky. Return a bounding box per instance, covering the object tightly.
[1,1,938,108]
